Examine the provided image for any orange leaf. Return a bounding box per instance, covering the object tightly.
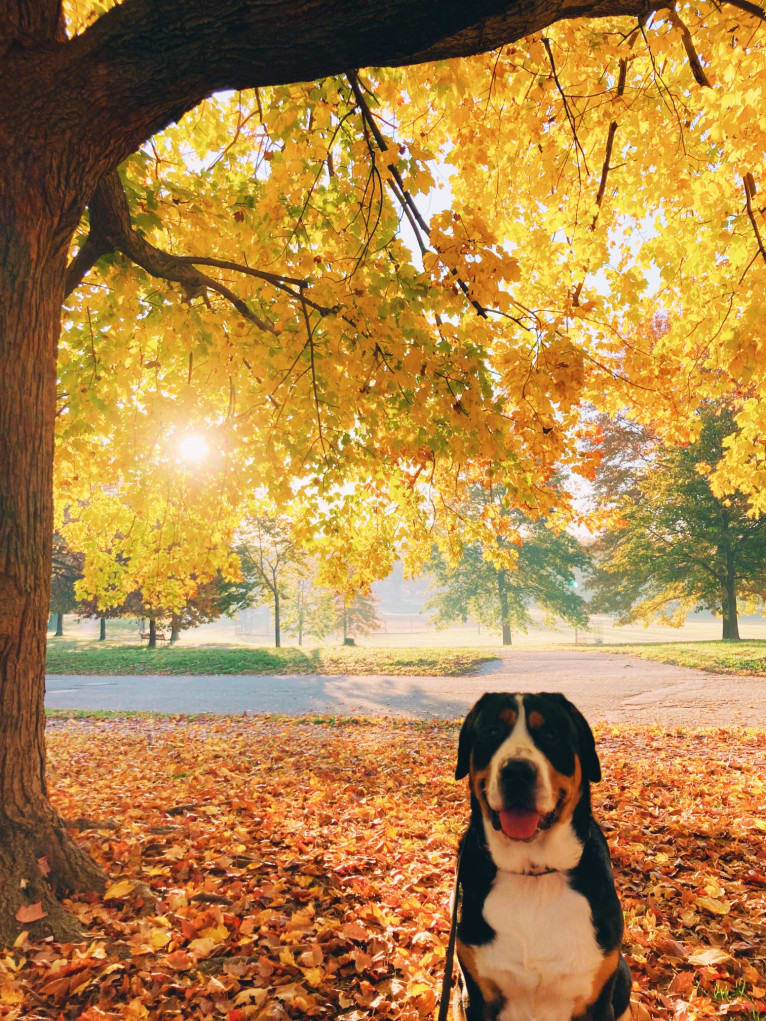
[15,902,46,923]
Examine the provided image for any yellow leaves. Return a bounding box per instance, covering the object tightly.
[103,878,136,900]
[54,9,766,575]
[695,895,731,917]
[686,948,732,967]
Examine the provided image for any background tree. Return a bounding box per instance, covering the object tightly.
[280,573,336,647]
[73,595,123,642]
[49,535,84,638]
[427,495,588,644]
[590,407,766,640]
[237,517,306,648]
[333,591,383,645]
[2,0,766,945]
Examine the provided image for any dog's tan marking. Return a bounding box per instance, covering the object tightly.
[457,939,503,1012]
[470,763,493,822]
[572,948,620,1016]
[527,710,545,729]
[545,753,582,828]
[500,707,517,727]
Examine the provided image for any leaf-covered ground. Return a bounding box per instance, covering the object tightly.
[45,642,498,676]
[598,641,766,676]
[3,717,765,1020]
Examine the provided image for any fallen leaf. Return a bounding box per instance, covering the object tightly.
[15,903,46,924]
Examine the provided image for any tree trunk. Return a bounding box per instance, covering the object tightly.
[54,611,64,637]
[274,590,281,648]
[147,617,157,648]
[99,617,106,641]
[0,190,105,945]
[169,614,180,644]
[722,560,740,640]
[497,569,512,646]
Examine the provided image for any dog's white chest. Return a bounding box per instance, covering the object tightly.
[473,871,604,1021]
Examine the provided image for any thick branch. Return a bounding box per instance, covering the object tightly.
[668,6,712,88]
[722,0,766,19]
[2,0,670,185]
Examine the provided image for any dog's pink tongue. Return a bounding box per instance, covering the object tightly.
[499,809,540,840]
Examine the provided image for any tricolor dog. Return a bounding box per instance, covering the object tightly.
[453,691,631,1021]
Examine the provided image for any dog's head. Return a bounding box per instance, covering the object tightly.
[456,692,600,848]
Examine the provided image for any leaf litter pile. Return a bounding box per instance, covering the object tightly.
[2,716,765,1020]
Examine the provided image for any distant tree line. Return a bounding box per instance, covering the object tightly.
[50,515,381,648]
[53,407,766,647]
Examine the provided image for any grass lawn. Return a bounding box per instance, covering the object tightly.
[598,639,766,675]
[45,639,498,676]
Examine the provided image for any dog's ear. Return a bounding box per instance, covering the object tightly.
[455,694,491,780]
[546,693,601,783]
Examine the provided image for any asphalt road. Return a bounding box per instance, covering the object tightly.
[45,650,766,726]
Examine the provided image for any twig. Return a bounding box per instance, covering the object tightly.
[347,69,492,321]
[542,37,590,179]
[573,58,626,307]
[743,173,766,268]
[300,293,325,454]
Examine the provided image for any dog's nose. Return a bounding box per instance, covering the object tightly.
[500,759,538,803]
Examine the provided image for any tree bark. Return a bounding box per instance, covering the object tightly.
[722,551,740,640]
[54,612,63,637]
[273,589,281,648]
[99,617,106,641]
[0,168,105,945]
[497,568,512,646]
[148,617,157,648]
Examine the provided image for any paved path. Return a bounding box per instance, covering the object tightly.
[45,650,766,726]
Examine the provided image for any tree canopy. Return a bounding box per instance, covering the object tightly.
[428,490,588,643]
[590,407,766,639]
[56,0,766,607]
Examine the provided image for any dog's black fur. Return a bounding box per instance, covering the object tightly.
[453,692,632,1021]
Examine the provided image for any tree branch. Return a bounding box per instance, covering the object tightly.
[348,69,498,322]
[542,36,590,178]
[3,0,669,189]
[722,0,766,19]
[65,170,336,330]
[668,6,712,88]
[572,56,626,307]
[743,173,766,268]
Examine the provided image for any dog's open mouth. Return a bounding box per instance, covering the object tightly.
[489,791,565,841]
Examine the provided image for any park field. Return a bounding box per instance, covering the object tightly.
[601,640,766,675]
[45,639,499,676]
[7,715,764,1021]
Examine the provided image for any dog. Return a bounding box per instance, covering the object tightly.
[452,691,631,1021]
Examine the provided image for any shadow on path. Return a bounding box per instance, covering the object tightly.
[45,650,766,726]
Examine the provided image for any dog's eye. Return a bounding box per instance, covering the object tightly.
[486,721,505,739]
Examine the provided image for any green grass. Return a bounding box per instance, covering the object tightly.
[596,639,766,675]
[45,639,498,676]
